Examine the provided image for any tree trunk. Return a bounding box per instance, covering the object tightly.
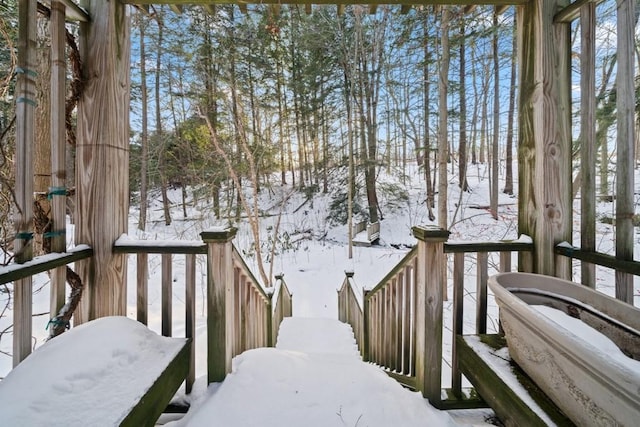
[437,7,450,229]
[155,11,171,226]
[276,53,287,185]
[458,20,469,192]
[138,12,148,230]
[490,11,499,220]
[423,11,435,220]
[504,23,516,195]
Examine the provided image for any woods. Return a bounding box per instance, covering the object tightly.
[126,5,528,231]
[0,1,639,284]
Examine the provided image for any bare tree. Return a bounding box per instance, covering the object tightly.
[438,7,450,229]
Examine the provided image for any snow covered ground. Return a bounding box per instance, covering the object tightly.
[175,317,460,427]
[0,162,638,425]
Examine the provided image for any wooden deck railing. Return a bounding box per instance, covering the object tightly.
[117,228,293,388]
[367,221,380,242]
[555,242,640,304]
[337,271,365,354]
[231,245,273,353]
[1,227,292,393]
[445,238,533,401]
[351,220,380,245]
[201,228,293,384]
[113,238,206,394]
[272,274,293,345]
[338,226,534,409]
[0,245,94,367]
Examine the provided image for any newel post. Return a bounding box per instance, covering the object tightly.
[412,225,450,405]
[201,227,237,384]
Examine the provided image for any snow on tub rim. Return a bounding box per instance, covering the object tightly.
[488,272,640,427]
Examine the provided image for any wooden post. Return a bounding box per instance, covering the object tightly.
[76,0,130,321]
[451,252,464,398]
[516,0,572,278]
[580,2,596,289]
[412,226,449,405]
[185,253,196,393]
[202,227,237,384]
[161,253,172,336]
[136,253,148,324]
[13,0,38,366]
[49,0,67,320]
[362,289,370,362]
[615,0,636,304]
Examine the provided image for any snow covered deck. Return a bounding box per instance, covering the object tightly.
[0,316,190,427]
[178,318,460,427]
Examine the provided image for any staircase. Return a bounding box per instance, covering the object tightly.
[180,317,460,427]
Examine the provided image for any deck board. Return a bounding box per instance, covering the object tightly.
[456,334,575,427]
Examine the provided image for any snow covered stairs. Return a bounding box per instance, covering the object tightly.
[181,318,459,426]
[0,317,191,427]
[352,220,381,247]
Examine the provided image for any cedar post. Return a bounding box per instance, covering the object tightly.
[202,227,237,383]
[516,0,572,278]
[76,0,130,321]
[615,0,636,303]
[13,0,37,366]
[412,225,449,405]
[49,0,67,325]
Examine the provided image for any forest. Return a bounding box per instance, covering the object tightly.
[0,1,637,270]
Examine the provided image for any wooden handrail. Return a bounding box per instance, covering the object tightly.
[342,229,535,408]
[555,243,640,276]
[272,275,293,346]
[337,273,364,355]
[115,237,203,394]
[1,245,94,366]
[232,246,270,301]
[114,238,206,254]
[0,245,93,285]
[368,246,417,295]
[201,228,292,384]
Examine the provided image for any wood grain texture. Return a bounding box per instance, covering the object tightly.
[412,226,449,404]
[451,252,464,397]
[136,253,148,324]
[13,0,38,366]
[161,254,172,337]
[615,0,636,303]
[76,0,130,321]
[517,0,572,278]
[185,253,196,393]
[204,232,234,383]
[580,3,596,289]
[476,252,488,334]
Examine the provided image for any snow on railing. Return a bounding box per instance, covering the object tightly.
[340,227,534,409]
[115,237,206,394]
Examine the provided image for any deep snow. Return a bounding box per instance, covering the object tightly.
[0,162,638,426]
[177,317,460,427]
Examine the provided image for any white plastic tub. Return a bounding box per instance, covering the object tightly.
[488,272,640,426]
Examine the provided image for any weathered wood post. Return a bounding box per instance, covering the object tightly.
[412,225,449,406]
[362,287,370,362]
[49,0,67,328]
[202,227,237,384]
[615,0,636,303]
[13,0,38,366]
[516,0,572,279]
[76,0,130,321]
